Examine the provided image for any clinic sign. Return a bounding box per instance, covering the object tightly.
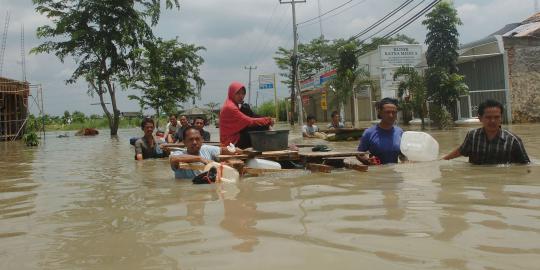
[380,44,422,67]
[379,44,423,98]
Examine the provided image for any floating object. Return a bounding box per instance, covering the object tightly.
[400,131,439,162]
[204,162,239,183]
[408,118,433,125]
[75,128,99,136]
[248,130,289,151]
[246,158,281,170]
[322,128,365,141]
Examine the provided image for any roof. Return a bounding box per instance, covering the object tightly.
[183,107,209,116]
[460,12,540,51]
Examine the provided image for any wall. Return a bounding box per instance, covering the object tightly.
[505,37,540,122]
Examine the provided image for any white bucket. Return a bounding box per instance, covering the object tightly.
[246,158,282,170]
[400,131,439,162]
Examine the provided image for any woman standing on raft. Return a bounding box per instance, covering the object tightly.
[220,81,273,149]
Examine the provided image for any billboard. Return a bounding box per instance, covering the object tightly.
[379,44,423,98]
[258,74,275,90]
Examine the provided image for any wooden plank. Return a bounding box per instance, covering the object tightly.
[343,157,369,172]
[306,163,333,173]
[321,128,366,134]
[299,151,367,158]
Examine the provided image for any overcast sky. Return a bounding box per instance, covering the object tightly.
[1,0,537,115]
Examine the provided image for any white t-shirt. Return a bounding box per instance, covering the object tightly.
[302,124,319,135]
[164,121,181,135]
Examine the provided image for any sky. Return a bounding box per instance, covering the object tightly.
[0,0,537,116]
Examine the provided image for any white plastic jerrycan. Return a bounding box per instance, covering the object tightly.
[400,131,439,162]
[246,158,282,170]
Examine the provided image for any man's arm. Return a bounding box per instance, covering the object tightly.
[169,154,211,170]
[135,140,144,161]
[442,147,462,160]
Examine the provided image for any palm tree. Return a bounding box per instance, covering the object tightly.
[393,66,428,130]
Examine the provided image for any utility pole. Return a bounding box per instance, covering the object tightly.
[280,0,306,127]
[317,0,324,38]
[244,65,257,105]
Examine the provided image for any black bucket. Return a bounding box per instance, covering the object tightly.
[248,130,289,151]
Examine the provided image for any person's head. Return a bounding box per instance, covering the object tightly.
[376,98,399,125]
[179,115,189,127]
[182,126,204,154]
[140,117,155,136]
[169,114,177,125]
[306,115,316,126]
[156,130,165,137]
[478,99,504,132]
[331,111,340,123]
[194,117,206,129]
[228,81,247,105]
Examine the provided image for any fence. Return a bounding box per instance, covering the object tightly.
[456,89,508,123]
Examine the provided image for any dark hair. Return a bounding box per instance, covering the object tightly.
[375,98,399,119]
[331,111,339,118]
[140,117,154,130]
[478,99,504,116]
[306,115,316,121]
[182,126,203,140]
[169,114,177,118]
[194,116,206,123]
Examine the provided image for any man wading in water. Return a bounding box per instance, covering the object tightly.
[443,99,530,164]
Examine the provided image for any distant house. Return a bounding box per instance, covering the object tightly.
[0,77,30,141]
[182,107,211,123]
[120,111,142,119]
[457,12,540,123]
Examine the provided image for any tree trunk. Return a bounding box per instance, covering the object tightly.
[155,106,160,130]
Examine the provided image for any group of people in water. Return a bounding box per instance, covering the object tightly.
[134,81,531,179]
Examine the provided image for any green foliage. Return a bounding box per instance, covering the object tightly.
[273,34,416,95]
[129,38,205,126]
[422,2,468,128]
[255,100,288,121]
[393,66,428,130]
[422,2,462,73]
[23,116,40,146]
[71,111,86,123]
[32,0,179,135]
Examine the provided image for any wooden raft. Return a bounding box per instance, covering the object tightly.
[218,150,300,162]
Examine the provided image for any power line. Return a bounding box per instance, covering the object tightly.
[349,0,414,40]
[356,0,427,44]
[297,0,353,25]
[246,2,281,64]
[298,0,369,29]
[380,0,441,40]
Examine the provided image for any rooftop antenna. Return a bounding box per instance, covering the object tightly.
[20,24,26,82]
[0,11,11,77]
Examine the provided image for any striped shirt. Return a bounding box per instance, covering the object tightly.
[459,127,530,165]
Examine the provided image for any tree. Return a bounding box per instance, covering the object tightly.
[393,66,428,130]
[62,110,71,124]
[423,2,461,73]
[204,102,220,123]
[32,0,180,135]
[71,111,86,123]
[129,38,205,129]
[422,1,468,129]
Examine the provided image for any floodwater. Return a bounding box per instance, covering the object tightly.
[1,123,539,270]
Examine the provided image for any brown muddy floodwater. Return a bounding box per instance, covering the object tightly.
[1,123,539,269]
